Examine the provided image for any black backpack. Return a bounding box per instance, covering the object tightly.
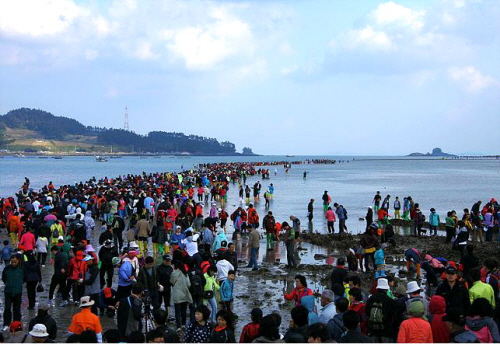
[343,207,348,220]
[189,271,204,298]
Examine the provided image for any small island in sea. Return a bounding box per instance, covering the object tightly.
[408,147,456,157]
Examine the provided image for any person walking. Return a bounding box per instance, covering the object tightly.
[170,261,193,331]
[2,254,24,331]
[283,221,297,268]
[24,252,42,310]
[246,225,260,271]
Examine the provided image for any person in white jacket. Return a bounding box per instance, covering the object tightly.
[35,235,49,267]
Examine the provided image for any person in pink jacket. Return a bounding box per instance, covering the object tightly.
[325,207,336,234]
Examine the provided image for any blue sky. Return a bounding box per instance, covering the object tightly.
[0,0,499,155]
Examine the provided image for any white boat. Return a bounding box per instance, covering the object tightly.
[95,155,108,162]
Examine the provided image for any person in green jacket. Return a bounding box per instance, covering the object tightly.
[469,267,496,308]
[203,266,220,325]
[2,254,25,331]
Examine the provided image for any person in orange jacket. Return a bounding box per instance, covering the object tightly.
[283,274,313,307]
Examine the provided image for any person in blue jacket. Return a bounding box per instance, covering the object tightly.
[301,295,319,325]
[220,270,235,313]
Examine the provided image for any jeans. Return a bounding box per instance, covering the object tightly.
[3,292,22,326]
[248,248,259,269]
[429,225,438,236]
[205,296,217,324]
[174,302,188,329]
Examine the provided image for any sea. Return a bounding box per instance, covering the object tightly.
[1,155,499,234]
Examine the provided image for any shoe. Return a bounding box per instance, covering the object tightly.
[2,326,8,332]
[59,300,69,307]
[48,300,55,307]
[41,265,45,268]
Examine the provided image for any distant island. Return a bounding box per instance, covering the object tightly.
[0,108,257,156]
[408,147,457,157]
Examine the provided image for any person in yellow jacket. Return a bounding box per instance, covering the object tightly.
[469,267,496,308]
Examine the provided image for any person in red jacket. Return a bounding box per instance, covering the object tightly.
[239,308,262,343]
[19,229,36,253]
[67,251,87,306]
[283,274,313,307]
[429,295,450,343]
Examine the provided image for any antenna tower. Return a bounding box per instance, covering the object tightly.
[124,107,129,130]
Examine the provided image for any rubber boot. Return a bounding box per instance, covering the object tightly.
[380,270,387,277]
[266,234,272,250]
[375,271,380,279]
[416,263,421,279]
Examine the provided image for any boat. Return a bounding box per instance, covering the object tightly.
[52,157,62,159]
[95,155,108,162]
[286,155,295,157]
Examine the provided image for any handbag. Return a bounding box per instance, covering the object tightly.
[203,290,214,299]
[36,283,44,293]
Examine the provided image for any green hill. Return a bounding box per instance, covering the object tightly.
[0,108,254,155]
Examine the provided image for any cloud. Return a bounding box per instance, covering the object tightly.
[0,0,84,37]
[448,66,498,93]
[370,1,424,30]
[165,7,254,70]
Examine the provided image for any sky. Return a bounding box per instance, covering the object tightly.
[0,0,499,155]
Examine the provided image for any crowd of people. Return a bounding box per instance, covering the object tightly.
[0,161,498,343]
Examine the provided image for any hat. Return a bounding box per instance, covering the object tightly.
[129,242,139,249]
[163,254,172,261]
[395,285,407,296]
[445,266,457,274]
[217,208,222,212]
[368,206,372,209]
[185,227,193,233]
[376,278,389,290]
[406,281,422,294]
[83,254,94,262]
[85,244,95,252]
[29,324,49,338]
[79,296,95,308]
[408,300,425,317]
[111,257,121,265]
[128,250,138,259]
[104,239,113,247]
[103,287,113,298]
[9,321,23,332]
[310,199,315,202]
[442,308,465,325]
[38,302,50,311]
[58,236,64,241]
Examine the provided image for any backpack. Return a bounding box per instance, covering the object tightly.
[368,301,385,331]
[51,223,61,238]
[343,207,348,220]
[189,272,204,297]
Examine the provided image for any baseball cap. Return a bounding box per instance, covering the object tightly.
[103,287,112,298]
[163,254,172,261]
[83,254,93,262]
[9,321,23,332]
[445,266,457,274]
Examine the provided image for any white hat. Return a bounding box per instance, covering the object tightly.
[217,208,222,212]
[79,296,95,308]
[406,281,422,294]
[376,278,389,290]
[29,324,49,338]
[58,236,64,241]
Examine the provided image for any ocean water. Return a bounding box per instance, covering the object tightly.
[1,155,499,234]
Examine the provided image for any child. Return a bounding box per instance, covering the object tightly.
[239,308,262,343]
[1,240,12,266]
[374,243,387,278]
[220,270,235,313]
[35,235,49,266]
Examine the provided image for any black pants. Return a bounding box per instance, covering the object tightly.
[286,242,297,267]
[364,252,376,271]
[159,290,171,314]
[26,281,38,308]
[113,232,123,251]
[3,292,22,326]
[116,284,133,301]
[100,265,114,289]
[67,280,83,302]
[174,302,188,329]
[445,227,455,243]
[37,252,47,265]
[327,221,334,233]
[49,275,68,300]
[339,219,346,233]
[89,293,99,315]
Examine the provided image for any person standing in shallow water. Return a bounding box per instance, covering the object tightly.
[307,199,314,223]
[322,191,331,212]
